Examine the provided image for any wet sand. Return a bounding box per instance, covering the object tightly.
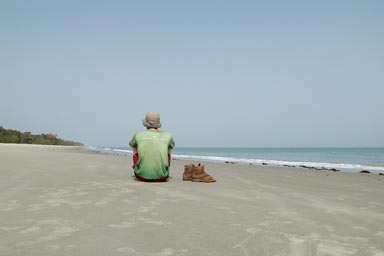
[1,144,384,256]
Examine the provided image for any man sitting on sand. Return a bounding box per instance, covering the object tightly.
[129,112,175,182]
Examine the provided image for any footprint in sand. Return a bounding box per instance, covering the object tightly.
[116,248,187,255]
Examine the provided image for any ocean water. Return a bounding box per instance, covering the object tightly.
[91,147,384,173]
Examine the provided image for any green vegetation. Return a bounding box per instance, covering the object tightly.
[0,127,83,146]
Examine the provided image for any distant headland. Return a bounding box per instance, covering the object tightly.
[0,126,83,146]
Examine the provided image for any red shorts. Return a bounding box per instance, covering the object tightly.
[132,153,171,182]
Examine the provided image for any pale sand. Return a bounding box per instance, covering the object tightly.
[1,144,384,256]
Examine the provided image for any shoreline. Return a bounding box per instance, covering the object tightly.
[0,143,83,149]
[86,145,384,175]
[1,144,384,255]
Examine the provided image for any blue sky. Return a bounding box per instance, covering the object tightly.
[1,1,383,147]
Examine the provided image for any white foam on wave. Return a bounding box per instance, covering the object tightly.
[112,149,133,154]
[171,153,384,173]
[86,147,133,155]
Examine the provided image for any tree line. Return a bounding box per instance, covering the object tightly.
[0,126,83,146]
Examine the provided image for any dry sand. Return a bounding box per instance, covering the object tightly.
[1,144,384,256]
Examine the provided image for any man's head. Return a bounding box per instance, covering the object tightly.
[142,112,162,129]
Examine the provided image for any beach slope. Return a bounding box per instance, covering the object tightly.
[1,144,383,256]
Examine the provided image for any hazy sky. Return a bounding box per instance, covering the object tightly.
[1,1,383,147]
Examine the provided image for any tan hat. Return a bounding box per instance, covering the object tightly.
[142,112,162,128]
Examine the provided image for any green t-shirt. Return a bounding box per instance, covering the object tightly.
[129,130,175,179]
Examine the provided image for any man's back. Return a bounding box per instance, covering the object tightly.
[130,129,175,179]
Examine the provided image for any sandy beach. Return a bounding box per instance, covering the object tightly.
[1,144,383,256]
